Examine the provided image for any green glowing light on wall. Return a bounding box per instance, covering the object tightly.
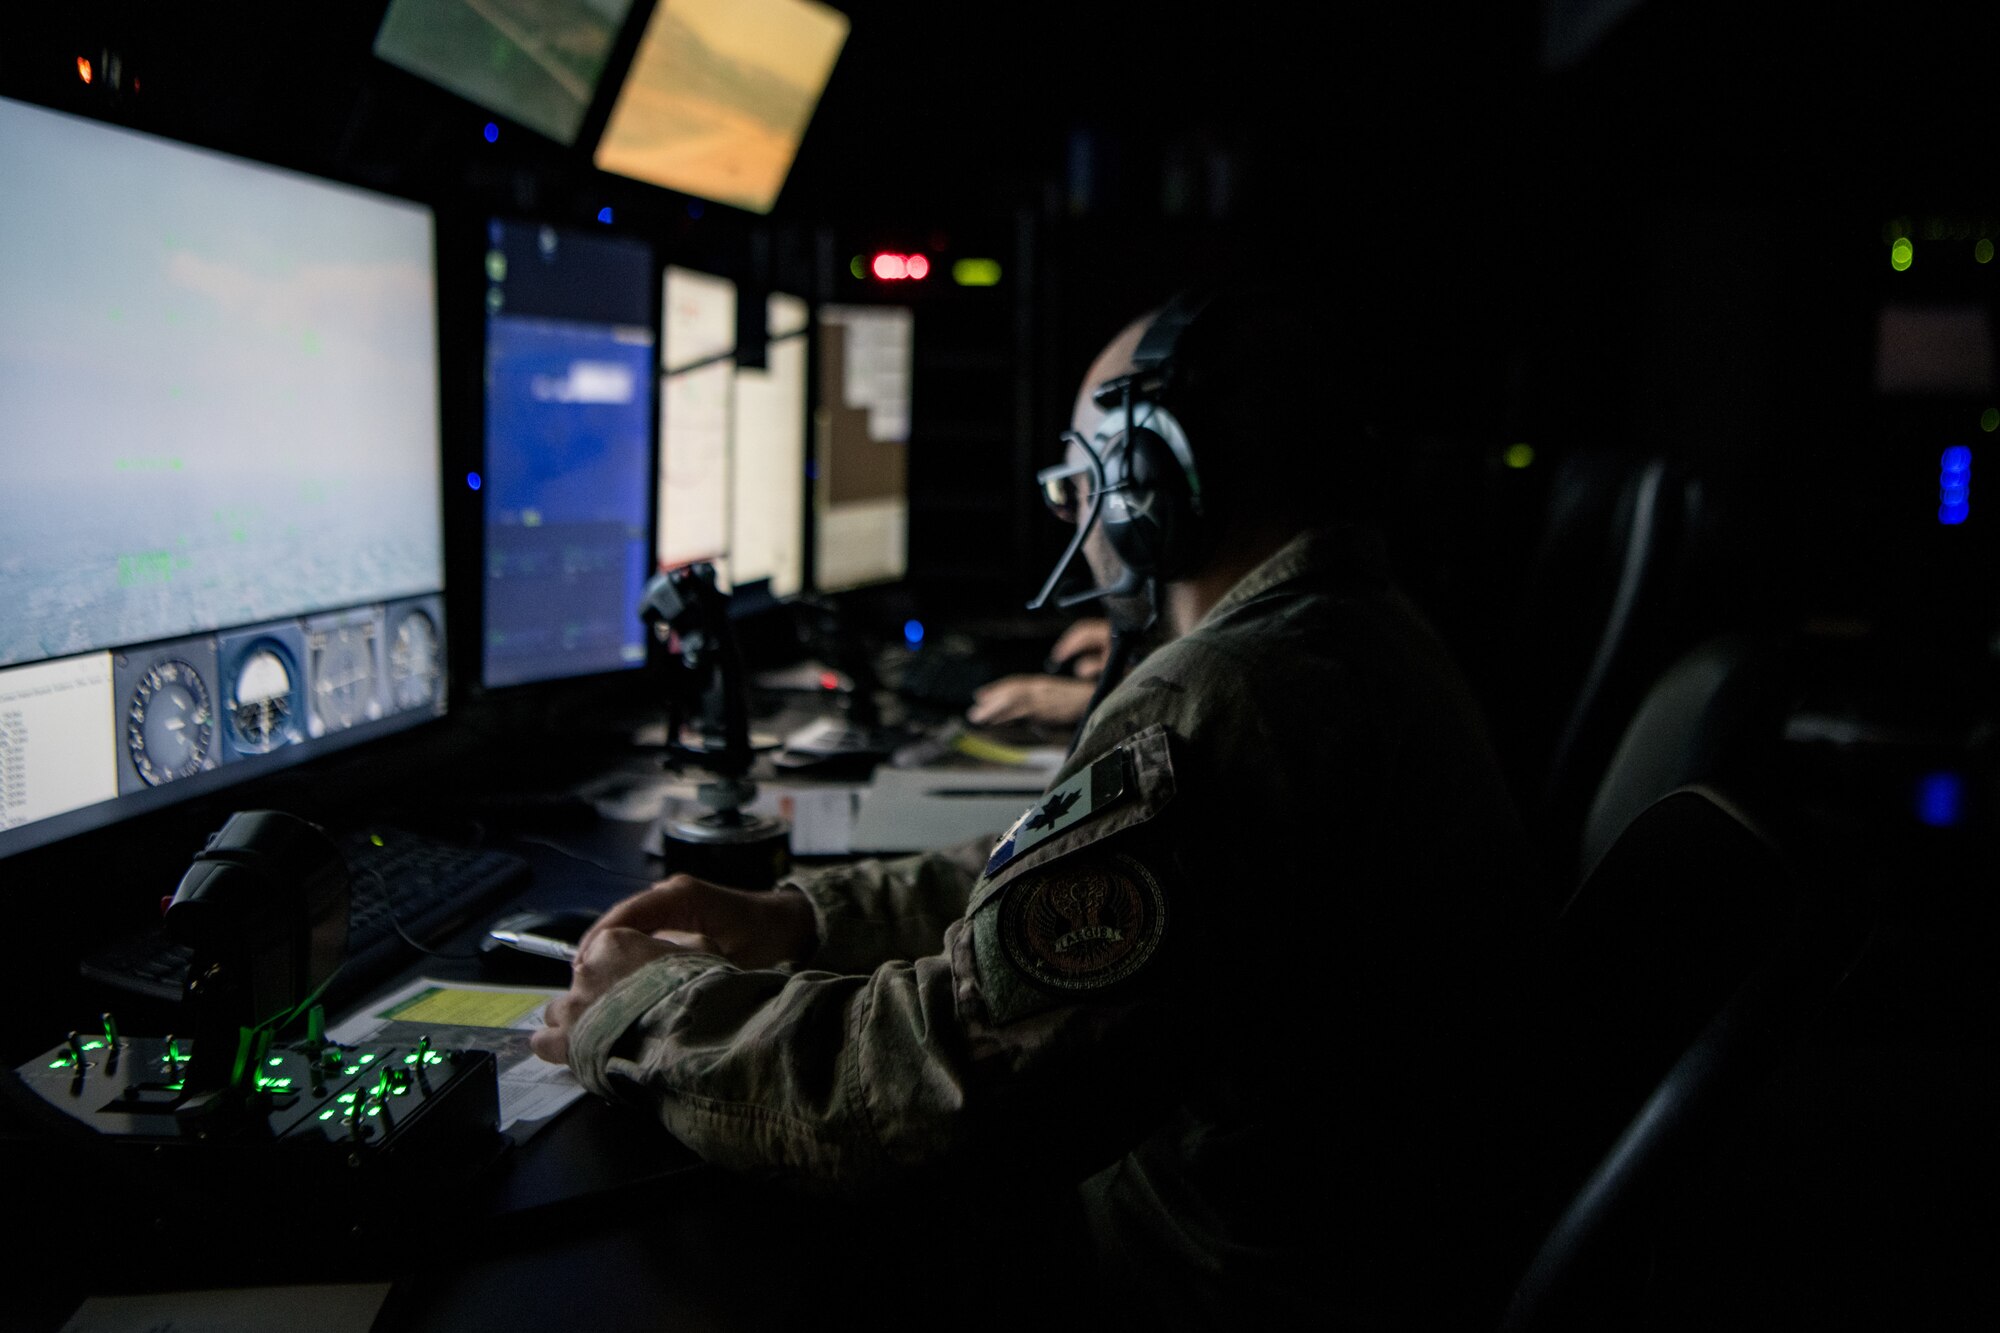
[1891,238,1914,271]
[1978,239,1995,265]
[1504,443,1536,470]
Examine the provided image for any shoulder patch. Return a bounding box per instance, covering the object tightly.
[984,745,1132,877]
[999,852,1166,993]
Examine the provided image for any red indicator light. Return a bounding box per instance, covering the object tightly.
[905,254,930,280]
[76,56,92,84]
[819,671,842,691]
[872,253,907,280]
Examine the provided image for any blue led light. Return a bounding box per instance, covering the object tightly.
[1938,447,1972,524]
[687,202,704,219]
[1915,772,1965,827]
[467,472,482,491]
[903,619,924,647]
[483,122,498,144]
[806,462,819,480]
[597,206,613,224]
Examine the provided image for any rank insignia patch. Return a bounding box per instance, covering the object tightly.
[1000,852,1166,993]
[984,747,1131,877]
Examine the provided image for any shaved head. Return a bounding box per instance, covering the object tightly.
[1072,314,1154,443]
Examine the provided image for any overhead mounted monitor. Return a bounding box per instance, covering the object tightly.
[594,0,849,214]
[481,219,657,690]
[815,305,912,592]
[373,0,639,146]
[0,95,445,859]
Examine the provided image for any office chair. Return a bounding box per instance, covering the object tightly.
[1578,631,1797,881]
[1475,450,1713,878]
[1496,785,1870,1333]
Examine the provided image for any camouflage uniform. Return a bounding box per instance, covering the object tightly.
[569,526,1540,1326]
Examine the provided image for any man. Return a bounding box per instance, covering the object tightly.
[533,289,1541,1328]
[965,616,1113,729]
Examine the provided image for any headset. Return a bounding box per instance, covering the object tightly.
[1028,288,1217,615]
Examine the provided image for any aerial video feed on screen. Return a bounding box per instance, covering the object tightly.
[374,0,638,146]
[594,0,849,214]
[0,96,444,673]
[0,94,446,857]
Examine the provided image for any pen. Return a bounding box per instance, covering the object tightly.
[487,930,580,963]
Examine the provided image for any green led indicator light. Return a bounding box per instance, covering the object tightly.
[320,1109,337,1121]
[358,1053,376,1064]
[48,1059,69,1070]
[83,1040,104,1051]
[1978,239,1995,265]
[369,834,385,847]
[951,258,1003,287]
[367,1106,382,1117]
[849,255,867,280]
[268,1057,284,1067]
[339,1091,358,1103]
[166,1080,183,1091]
[1891,238,1914,271]
[1503,443,1536,470]
[1982,408,1998,432]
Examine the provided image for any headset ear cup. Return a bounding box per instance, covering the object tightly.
[1115,427,1199,578]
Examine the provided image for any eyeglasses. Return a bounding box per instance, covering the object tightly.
[1036,430,1136,525]
[1036,433,1099,524]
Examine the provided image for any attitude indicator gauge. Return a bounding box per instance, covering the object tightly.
[226,642,299,753]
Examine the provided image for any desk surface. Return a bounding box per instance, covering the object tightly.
[9,717,1072,1331]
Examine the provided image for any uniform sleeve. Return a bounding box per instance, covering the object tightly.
[566,722,1189,1196]
[786,840,987,974]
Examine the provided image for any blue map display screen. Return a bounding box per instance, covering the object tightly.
[482,312,655,688]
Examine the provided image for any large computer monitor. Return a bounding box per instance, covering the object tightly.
[732,294,810,599]
[0,95,446,859]
[659,266,736,577]
[481,220,657,690]
[658,269,809,599]
[372,0,640,147]
[593,0,850,214]
[815,304,912,591]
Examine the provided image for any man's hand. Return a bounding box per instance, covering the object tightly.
[530,926,713,1067]
[528,875,819,1068]
[1049,618,1114,680]
[580,874,818,970]
[966,673,1096,727]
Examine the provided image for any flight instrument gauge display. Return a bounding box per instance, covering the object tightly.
[218,629,309,758]
[125,658,216,787]
[386,599,445,714]
[305,609,385,737]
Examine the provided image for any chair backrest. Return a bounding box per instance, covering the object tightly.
[1475,450,1710,877]
[1496,785,1867,1332]
[1578,631,1795,881]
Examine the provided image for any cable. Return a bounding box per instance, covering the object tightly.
[506,834,660,885]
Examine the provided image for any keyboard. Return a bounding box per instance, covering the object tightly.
[80,827,532,1008]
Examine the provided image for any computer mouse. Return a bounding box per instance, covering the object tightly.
[477,907,602,983]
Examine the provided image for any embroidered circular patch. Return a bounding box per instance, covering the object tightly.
[999,852,1167,992]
